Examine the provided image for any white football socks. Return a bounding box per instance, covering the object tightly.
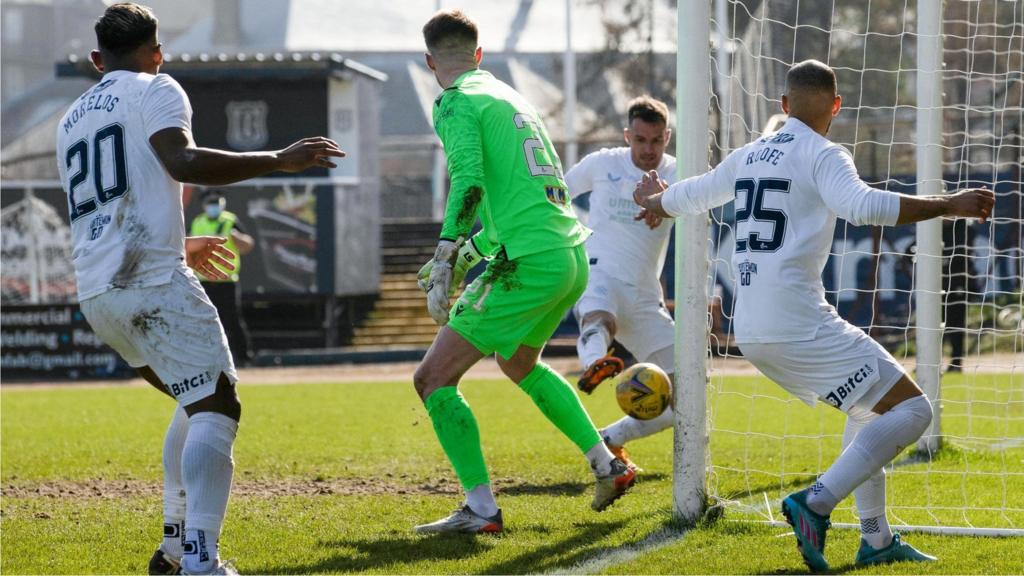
[601,406,673,447]
[585,440,617,476]
[181,412,238,574]
[577,322,611,370]
[807,395,932,517]
[465,484,499,518]
[162,407,189,559]
[843,404,893,549]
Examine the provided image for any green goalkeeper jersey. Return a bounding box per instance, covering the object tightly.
[434,69,589,260]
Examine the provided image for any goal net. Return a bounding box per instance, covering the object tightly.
[677,0,1023,536]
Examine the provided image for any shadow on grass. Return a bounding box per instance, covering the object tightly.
[253,519,633,574]
[482,515,693,575]
[770,560,860,575]
[719,474,816,504]
[496,472,669,497]
[479,518,630,574]
[253,531,494,574]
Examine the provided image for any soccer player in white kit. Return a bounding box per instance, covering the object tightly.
[566,96,677,468]
[56,4,344,574]
[634,60,994,571]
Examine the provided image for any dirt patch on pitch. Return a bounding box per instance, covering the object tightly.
[0,475,581,500]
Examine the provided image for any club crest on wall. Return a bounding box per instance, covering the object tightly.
[225,100,269,151]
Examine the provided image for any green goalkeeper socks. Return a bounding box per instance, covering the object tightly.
[424,386,490,491]
[519,362,603,454]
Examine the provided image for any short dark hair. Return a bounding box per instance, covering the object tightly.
[422,10,478,54]
[786,60,837,95]
[95,3,158,57]
[201,189,224,204]
[627,96,669,127]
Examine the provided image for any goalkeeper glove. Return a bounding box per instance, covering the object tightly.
[424,239,461,325]
[417,236,491,296]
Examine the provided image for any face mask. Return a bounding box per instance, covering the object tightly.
[204,205,222,218]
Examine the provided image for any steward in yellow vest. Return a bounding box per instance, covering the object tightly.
[190,190,255,362]
[190,207,247,282]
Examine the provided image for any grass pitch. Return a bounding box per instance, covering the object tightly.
[2,371,1021,574]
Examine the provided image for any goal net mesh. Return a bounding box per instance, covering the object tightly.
[704,0,1023,532]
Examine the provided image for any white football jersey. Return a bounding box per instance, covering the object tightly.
[56,71,193,301]
[661,118,901,343]
[566,147,676,293]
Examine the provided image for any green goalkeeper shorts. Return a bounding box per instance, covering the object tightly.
[448,243,588,360]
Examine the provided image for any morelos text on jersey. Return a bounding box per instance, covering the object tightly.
[56,71,194,301]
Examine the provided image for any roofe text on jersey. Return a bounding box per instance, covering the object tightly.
[746,131,796,167]
[63,80,121,134]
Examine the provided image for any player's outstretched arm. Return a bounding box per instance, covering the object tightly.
[149,127,345,186]
[633,172,671,218]
[895,188,996,225]
[184,236,236,280]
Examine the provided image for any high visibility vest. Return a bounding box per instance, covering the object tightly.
[189,211,241,282]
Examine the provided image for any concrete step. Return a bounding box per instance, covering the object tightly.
[351,333,436,346]
[381,246,436,258]
[372,298,432,310]
[360,316,437,328]
[354,324,438,337]
[379,279,421,291]
[384,264,428,274]
[378,289,428,301]
[380,234,436,248]
[367,307,426,319]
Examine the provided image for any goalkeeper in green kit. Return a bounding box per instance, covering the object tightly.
[412,9,636,534]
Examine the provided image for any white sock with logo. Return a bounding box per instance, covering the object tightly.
[842,405,894,549]
[601,406,673,447]
[162,407,189,559]
[807,395,932,516]
[181,412,238,574]
[577,322,611,370]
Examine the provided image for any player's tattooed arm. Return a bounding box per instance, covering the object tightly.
[895,188,996,225]
[150,127,345,186]
[184,236,235,281]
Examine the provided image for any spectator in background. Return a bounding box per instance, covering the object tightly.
[191,190,255,363]
[943,218,974,373]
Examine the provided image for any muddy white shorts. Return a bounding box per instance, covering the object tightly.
[574,266,675,363]
[80,267,237,406]
[738,315,905,413]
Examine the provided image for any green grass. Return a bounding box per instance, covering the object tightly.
[2,373,1022,574]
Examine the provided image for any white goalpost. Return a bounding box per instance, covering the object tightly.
[673,0,712,526]
[674,0,1024,536]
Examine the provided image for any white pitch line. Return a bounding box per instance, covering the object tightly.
[546,526,686,575]
[990,437,1024,450]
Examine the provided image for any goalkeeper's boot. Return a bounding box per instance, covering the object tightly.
[577,355,624,394]
[781,489,831,573]
[414,505,503,534]
[855,533,937,566]
[605,441,641,473]
[591,458,636,511]
[148,548,182,575]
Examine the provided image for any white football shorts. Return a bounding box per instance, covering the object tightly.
[574,266,675,364]
[80,267,237,406]
[739,314,905,413]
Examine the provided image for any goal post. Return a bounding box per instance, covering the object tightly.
[914,0,945,455]
[672,0,712,526]
[674,0,1024,536]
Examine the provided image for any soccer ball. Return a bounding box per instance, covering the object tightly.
[614,363,671,420]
